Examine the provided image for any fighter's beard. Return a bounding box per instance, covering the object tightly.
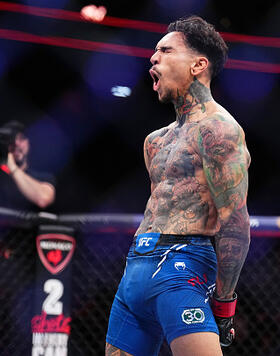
[159,88,173,104]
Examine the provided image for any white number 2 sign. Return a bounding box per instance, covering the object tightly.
[42,279,64,315]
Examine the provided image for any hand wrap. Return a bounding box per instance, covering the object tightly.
[211,293,237,347]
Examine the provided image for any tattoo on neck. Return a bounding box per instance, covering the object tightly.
[175,78,212,126]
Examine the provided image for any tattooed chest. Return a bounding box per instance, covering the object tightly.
[148,136,197,184]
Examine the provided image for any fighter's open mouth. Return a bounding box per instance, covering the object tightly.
[149,69,160,91]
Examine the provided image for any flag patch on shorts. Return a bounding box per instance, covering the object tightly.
[181,308,205,324]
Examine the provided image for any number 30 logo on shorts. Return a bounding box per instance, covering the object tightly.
[181,308,205,325]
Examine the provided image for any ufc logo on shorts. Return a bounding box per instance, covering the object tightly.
[138,237,152,247]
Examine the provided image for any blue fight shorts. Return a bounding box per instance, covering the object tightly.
[106,232,219,356]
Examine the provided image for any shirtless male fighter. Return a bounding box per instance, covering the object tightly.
[106,15,251,356]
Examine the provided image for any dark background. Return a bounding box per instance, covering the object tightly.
[0,0,280,216]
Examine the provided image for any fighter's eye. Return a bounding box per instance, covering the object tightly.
[161,46,172,53]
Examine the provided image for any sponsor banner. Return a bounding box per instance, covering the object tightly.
[36,233,75,275]
[32,225,76,356]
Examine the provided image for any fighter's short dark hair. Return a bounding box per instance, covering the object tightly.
[167,16,228,78]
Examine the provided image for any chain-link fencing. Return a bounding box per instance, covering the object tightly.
[0,211,280,355]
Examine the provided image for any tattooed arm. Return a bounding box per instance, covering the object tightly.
[198,114,250,299]
[143,135,151,171]
[105,343,133,356]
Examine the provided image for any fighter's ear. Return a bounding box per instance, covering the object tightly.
[190,56,209,76]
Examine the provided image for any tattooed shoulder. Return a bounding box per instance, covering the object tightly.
[146,124,173,143]
[144,123,176,168]
[197,113,249,162]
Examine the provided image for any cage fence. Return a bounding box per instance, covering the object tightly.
[0,210,279,356]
